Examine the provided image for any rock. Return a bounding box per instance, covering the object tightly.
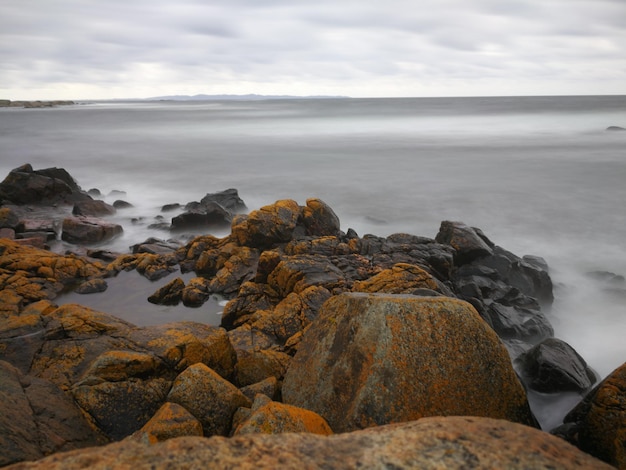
[74,278,108,294]
[6,416,613,469]
[435,221,493,265]
[112,200,133,209]
[234,349,291,387]
[199,188,247,213]
[167,363,251,436]
[232,199,300,248]
[352,262,440,293]
[72,369,171,441]
[72,200,116,217]
[181,277,212,307]
[282,293,536,433]
[558,361,626,468]
[131,238,182,255]
[127,322,237,379]
[244,286,332,345]
[61,216,123,244]
[0,164,90,205]
[515,338,597,393]
[299,198,340,237]
[131,402,203,444]
[0,361,105,467]
[171,202,232,231]
[485,300,554,343]
[239,376,280,402]
[267,254,346,297]
[207,245,260,295]
[233,395,333,436]
[147,277,185,305]
[0,207,20,229]
[161,203,181,212]
[606,125,626,131]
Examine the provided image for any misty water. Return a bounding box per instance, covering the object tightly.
[1,96,625,428]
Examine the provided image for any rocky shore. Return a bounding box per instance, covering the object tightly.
[0,164,624,469]
[0,100,75,109]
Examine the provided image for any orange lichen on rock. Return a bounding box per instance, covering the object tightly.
[132,402,203,444]
[282,293,536,433]
[234,394,333,436]
[352,262,439,294]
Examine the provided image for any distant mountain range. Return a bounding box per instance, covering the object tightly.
[146,93,349,101]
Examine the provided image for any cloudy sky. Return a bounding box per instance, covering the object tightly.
[2,0,625,100]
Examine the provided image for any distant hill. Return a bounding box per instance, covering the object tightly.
[147,93,349,101]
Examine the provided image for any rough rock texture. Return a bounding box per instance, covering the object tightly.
[515,338,598,393]
[5,416,612,470]
[131,402,203,444]
[0,361,105,467]
[300,198,340,237]
[435,220,493,265]
[282,293,536,432]
[61,216,123,244]
[233,394,333,436]
[352,262,440,293]
[167,363,251,436]
[558,361,626,469]
[72,200,116,217]
[232,199,300,248]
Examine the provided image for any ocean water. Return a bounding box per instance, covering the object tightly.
[1,96,625,386]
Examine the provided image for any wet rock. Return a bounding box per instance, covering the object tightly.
[282,293,536,433]
[207,245,259,295]
[435,220,493,265]
[171,202,232,231]
[112,200,133,209]
[221,281,281,329]
[74,278,108,294]
[167,363,251,436]
[181,277,212,307]
[8,416,613,470]
[515,338,597,393]
[199,188,247,213]
[606,125,626,131]
[557,361,626,468]
[72,200,116,217]
[147,277,185,305]
[485,300,554,343]
[131,238,182,255]
[61,216,123,244]
[0,164,91,205]
[233,394,333,436]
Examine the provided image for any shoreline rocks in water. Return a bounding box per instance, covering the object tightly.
[0,100,75,108]
[0,164,624,469]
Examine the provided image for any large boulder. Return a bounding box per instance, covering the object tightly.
[557,361,626,468]
[282,293,536,432]
[6,416,612,469]
[199,188,247,213]
[0,164,91,205]
[61,216,123,244]
[72,200,116,217]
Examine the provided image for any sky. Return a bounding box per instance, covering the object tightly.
[1,0,625,100]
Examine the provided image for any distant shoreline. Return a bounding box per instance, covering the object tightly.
[0,99,75,108]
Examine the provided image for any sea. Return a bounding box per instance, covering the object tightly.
[1,95,625,416]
